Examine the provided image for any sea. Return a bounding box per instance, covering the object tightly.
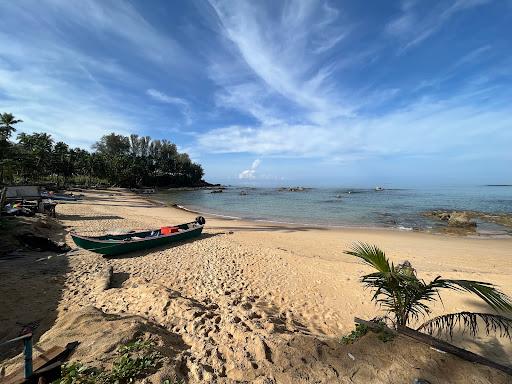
[153,186,512,236]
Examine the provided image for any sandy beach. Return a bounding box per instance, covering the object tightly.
[1,189,511,383]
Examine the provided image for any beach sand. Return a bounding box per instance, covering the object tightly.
[1,189,511,383]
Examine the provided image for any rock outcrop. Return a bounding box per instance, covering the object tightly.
[447,212,477,228]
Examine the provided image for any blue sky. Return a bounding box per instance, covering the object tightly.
[1,0,511,187]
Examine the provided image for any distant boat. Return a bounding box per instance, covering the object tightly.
[375,187,384,191]
[71,217,205,256]
[240,190,248,195]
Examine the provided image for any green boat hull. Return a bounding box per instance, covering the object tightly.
[71,221,204,256]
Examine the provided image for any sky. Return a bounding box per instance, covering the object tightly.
[1,0,511,187]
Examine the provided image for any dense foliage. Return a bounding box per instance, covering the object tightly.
[0,113,204,187]
[345,242,512,339]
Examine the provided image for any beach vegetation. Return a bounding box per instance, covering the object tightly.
[53,339,164,384]
[340,323,368,344]
[340,320,395,344]
[0,112,205,187]
[345,242,512,339]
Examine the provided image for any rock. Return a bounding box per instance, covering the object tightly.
[448,212,476,228]
[439,213,450,221]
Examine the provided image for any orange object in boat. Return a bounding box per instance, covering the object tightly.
[161,226,179,235]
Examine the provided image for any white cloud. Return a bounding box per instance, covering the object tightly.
[239,158,261,179]
[198,86,512,161]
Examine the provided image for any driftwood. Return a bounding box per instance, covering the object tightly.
[354,317,512,376]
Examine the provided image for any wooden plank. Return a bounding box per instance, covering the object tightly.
[397,325,512,376]
[0,346,66,384]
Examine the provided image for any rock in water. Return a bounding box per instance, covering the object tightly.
[448,212,476,228]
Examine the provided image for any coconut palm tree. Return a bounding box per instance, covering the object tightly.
[345,242,512,339]
[0,112,22,141]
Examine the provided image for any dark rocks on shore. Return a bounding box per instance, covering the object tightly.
[448,212,477,228]
[424,210,477,228]
[424,209,512,232]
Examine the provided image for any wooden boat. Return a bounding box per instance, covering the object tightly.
[71,216,205,256]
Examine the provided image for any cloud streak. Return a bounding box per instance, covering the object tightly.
[146,89,192,124]
[386,0,492,51]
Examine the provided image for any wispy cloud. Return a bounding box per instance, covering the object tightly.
[208,0,354,124]
[146,88,192,125]
[199,0,511,167]
[386,0,492,51]
[0,0,191,147]
[146,89,188,106]
[239,159,261,179]
[41,0,191,68]
[0,0,509,184]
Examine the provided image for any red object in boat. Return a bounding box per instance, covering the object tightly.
[160,226,179,235]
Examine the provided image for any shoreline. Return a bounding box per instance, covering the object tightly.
[148,196,512,240]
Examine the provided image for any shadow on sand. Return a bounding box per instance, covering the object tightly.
[58,214,124,221]
[0,216,70,361]
[443,297,512,368]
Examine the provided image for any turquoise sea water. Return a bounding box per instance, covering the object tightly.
[154,186,512,235]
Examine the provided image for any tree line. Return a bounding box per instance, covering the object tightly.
[0,113,205,187]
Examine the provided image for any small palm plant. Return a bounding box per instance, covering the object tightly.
[345,242,512,339]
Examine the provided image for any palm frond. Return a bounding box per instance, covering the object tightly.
[435,279,512,312]
[344,242,391,273]
[418,312,512,340]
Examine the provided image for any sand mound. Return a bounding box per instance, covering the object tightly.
[60,277,512,382]
[1,306,186,383]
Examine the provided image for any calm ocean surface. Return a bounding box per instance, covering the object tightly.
[154,186,512,235]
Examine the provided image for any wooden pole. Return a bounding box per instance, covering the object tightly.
[23,335,33,378]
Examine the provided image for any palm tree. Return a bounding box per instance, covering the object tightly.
[0,113,23,183]
[0,112,22,141]
[345,242,512,339]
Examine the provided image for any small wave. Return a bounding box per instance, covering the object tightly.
[397,225,413,231]
[175,204,242,220]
